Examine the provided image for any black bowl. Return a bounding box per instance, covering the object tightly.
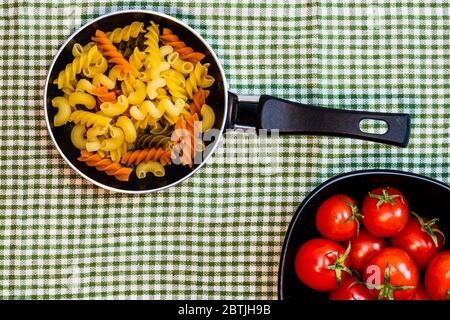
[278,170,450,300]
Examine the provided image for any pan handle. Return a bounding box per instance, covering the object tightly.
[228,93,410,147]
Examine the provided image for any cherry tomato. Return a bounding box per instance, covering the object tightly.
[316,195,362,241]
[424,251,450,300]
[362,187,409,237]
[347,229,386,273]
[391,212,444,270]
[412,284,431,300]
[329,276,373,300]
[363,247,418,300]
[295,238,352,292]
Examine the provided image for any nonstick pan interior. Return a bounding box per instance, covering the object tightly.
[45,10,227,193]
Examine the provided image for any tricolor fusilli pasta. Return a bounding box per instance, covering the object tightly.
[51,20,216,182]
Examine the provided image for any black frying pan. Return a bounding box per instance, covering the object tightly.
[44,10,410,193]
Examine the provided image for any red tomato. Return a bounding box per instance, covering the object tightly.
[424,251,450,300]
[412,284,431,300]
[391,212,444,270]
[329,276,373,300]
[363,247,418,300]
[295,238,352,292]
[362,187,409,237]
[316,195,361,241]
[347,229,386,273]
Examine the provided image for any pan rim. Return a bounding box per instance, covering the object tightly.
[277,169,450,300]
[43,9,229,194]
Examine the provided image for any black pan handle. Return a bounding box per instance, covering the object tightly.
[228,93,410,147]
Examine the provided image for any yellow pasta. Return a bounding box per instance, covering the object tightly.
[53,45,103,91]
[100,95,129,117]
[92,73,115,89]
[100,126,125,151]
[162,68,185,84]
[70,124,87,150]
[163,113,179,125]
[82,56,108,78]
[116,116,137,143]
[129,47,146,77]
[68,91,97,110]
[149,61,171,80]
[69,110,112,127]
[143,21,161,67]
[127,79,147,105]
[159,45,173,59]
[165,76,188,101]
[110,141,128,163]
[75,79,96,94]
[107,21,145,43]
[108,65,126,83]
[167,52,194,75]
[185,62,215,99]
[200,104,215,132]
[135,160,165,179]
[146,78,166,100]
[71,43,84,58]
[132,113,157,130]
[155,87,169,101]
[130,100,162,121]
[51,96,71,127]
[157,98,184,118]
[86,126,108,152]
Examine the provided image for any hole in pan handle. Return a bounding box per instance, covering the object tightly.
[227,93,410,147]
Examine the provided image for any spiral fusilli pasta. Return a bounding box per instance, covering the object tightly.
[53,45,104,92]
[107,21,145,43]
[120,148,172,166]
[160,28,205,64]
[143,21,161,66]
[92,30,133,77]
[78,150,132,181]
[171,113,200,167]
[190,88,209,115]
[69,110,112,127]
[52,20,216,182]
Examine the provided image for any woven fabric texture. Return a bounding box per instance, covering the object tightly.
[0,0,449,299]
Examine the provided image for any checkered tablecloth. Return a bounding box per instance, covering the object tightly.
[1,0,448,299]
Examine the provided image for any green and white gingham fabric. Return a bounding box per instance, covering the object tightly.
[0,0,449,299]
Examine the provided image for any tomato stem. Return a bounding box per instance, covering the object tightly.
[342,200,363,236]
[411,211,446,247]
[349,279,364,288]
[325,243,353,287]
[447,290,450,300]
[369,189,401,207]
[365,262,416,300]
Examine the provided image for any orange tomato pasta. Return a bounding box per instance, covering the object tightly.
[92,30,132,76]
[160,28,205,64]
[120,147,172,166]
[190,88,209,115]
[78,150,132,181]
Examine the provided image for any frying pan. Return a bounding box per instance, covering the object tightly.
[44,10,411,193]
